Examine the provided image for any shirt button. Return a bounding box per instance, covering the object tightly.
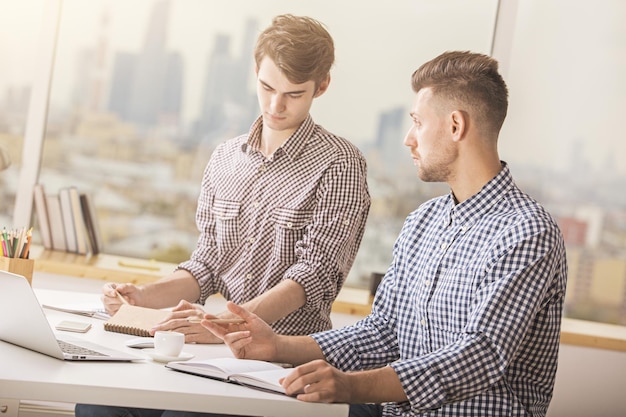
[460,226,468,234]
[259,165,266,172]
[423,280,430,286]
[248,237,255,244]
[286,222,293,229]
[253,201,260,208]
[440,242,448,250]
[245,273,252,281]
[343,219,350,226]
[421,319,427,326]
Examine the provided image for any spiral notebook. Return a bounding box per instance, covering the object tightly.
[104,304,170,337]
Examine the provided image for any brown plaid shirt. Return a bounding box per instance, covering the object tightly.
[178,115,370,335]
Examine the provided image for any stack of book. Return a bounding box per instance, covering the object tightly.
[33,184,103,255]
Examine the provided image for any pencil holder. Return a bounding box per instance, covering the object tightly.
[0,256,35,285]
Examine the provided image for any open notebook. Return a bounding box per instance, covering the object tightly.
[167,357,292,395]
[0,270,139,361]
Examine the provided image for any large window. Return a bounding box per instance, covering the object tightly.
[27,0,498,285]
[0,2,44,225]
[500,0,626,325]
[10,1,626,326]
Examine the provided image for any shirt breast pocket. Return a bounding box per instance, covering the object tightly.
[271,207,313,265]
[429,266,477,335]
[211,199,241,255]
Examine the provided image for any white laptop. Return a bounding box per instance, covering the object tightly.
[0,270,140,361]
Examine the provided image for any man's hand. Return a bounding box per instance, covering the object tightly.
[150,300,223,344]
[281,360,353,403]
[201,301,279,361]
[101,282,142,315]
[286,363,408,405]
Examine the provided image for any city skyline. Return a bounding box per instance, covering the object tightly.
[2,1,625,214]
[1,0,498,142]
[1,0,625,324]
[4,0,624,176]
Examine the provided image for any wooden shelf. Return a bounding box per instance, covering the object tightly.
[29,246,173,284]
[560,318,626,352]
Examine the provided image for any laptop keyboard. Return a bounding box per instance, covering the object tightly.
[57,339,106,357]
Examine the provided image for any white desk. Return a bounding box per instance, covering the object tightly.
[0,288,348,417]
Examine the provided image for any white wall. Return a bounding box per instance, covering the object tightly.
[549,344,626,416]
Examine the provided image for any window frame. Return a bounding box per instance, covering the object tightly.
[15,0,516,255]
[13,0,62,228]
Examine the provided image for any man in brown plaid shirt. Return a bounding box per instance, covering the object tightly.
[96,14,371,345]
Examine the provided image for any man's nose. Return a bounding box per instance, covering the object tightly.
[403,127,416,147]
[270,94,285,113]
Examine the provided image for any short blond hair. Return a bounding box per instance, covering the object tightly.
[254,14,334,88]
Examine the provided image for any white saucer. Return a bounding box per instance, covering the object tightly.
[144,349,194,363]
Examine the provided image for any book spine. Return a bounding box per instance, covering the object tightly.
[68,187,88,255]
[46,194,68,251]
[33,184,53,250]
[80,193,103,255]
[59,187,78,253]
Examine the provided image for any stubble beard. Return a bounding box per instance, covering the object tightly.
[417,146,456,184]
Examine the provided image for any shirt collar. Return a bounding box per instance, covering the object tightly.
[446,161,514,227]
[242,115,315,161]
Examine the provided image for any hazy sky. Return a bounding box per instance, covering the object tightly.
[1,0,497,142]
[499,0,626,176]
[3,0,622,176]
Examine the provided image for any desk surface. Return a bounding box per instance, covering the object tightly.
[0,288,348,417]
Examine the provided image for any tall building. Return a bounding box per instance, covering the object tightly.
[374,106,406,175]
[194,34,236,137]
[72,7,110,113]
[108,52,135,119]
[193,18,258,140]
[107,0,182,130]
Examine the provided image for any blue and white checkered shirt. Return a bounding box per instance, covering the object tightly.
[313,163,567,416]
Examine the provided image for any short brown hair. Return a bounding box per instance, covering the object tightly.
[411,51,509,136]
[254,14,334,87]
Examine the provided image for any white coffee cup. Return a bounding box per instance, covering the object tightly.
[153,331,184,357]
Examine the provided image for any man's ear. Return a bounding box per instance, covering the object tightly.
[450,110,467,142]
[314,74,331,98]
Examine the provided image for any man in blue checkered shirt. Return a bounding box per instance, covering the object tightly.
[205,51,568,417]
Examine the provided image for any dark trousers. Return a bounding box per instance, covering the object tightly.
[75,403,383,417]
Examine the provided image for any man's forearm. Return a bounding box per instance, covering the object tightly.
[346,366,408,404]
[142,269,201,309]
[238,279,306,324]
[275,334,326,365]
